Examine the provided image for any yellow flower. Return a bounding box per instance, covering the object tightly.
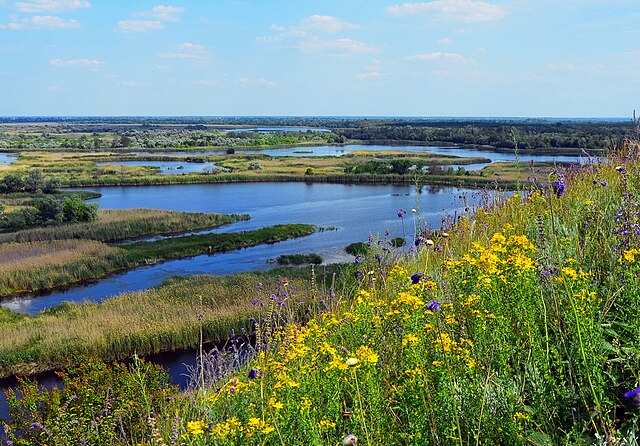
[356,345,379,365]
[186,420,207,436]
[269,397,284,410]
[402,334,420,347]
[318,419,336,429]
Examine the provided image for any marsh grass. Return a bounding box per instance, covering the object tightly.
[0,240,130,296]
[0,273,325,378]
[0,224,315,296]
[0,209,248,243]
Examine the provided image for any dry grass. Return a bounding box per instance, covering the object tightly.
[0,240,130,296]
[0,273,317,377]
[0,240,120,272]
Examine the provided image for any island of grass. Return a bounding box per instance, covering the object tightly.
[0,209,249,243]
[0,224,316,297]
[276,253,323,265]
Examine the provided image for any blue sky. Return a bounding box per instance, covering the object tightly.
[0,0,638,117]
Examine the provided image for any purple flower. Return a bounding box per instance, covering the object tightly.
[601,181,608,187]
[426,300,441,312]
[397,209,406,218]
[552,180,566,197]
[624,386,640,399]
[410,272,423,284]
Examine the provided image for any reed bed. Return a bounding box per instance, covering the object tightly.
[0,240,129,296]
[0,273,320,378]
[0,209,248,243]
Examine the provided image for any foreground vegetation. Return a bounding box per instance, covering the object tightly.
[0,224,315,296]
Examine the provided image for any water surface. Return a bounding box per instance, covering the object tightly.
[1,183,484,314]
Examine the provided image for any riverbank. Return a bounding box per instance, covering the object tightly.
[0,224,316,297]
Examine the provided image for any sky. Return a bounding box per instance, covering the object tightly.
[0,0,638,117]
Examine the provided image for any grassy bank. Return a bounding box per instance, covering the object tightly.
[0,209,248,243]
[0,224,316,296]
[129,140,640,444]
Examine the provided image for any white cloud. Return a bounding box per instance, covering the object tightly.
[0,15,80,29]
[547,63,577,72]
[355,71,385,80]
[437,37,453,45]
[407,52,474,64]
[159,42,211,63]
[257,78,278,87]
[13,0,90,12]
[136,5,184,22]
[198,79,217,87]
[50,57,103,67]
[299,15,358,33]
[387,0,508,22]
[262,15,375,57]
[237,77,278,87]
[298,38,380,55]
[117,20,163,32]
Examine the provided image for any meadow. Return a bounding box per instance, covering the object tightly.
[138,138,638,445]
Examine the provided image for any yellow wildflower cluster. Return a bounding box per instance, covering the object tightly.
[619,248,640,264]
[445,229,537,288]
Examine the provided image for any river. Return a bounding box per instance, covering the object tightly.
[1,182,483,314]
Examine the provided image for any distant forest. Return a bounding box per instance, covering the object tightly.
[0,116,636,152]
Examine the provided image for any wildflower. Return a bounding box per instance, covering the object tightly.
[247,368,263,379]
[269,397,284,410]
[441,232,449,237]
[552,179,566,197]
[624,386,640,407]
[616,165,627,174]
[410,272,423,284]
[411,208,417,213]
[186,420,207,436]
[356,345,379,364]
[426,239,435,246]
[601,181,608,187]
[426,300,441,312]
[318,419,336,429]
[345,357,359,367]
[343,434,358,445]
[397,209,406,218]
